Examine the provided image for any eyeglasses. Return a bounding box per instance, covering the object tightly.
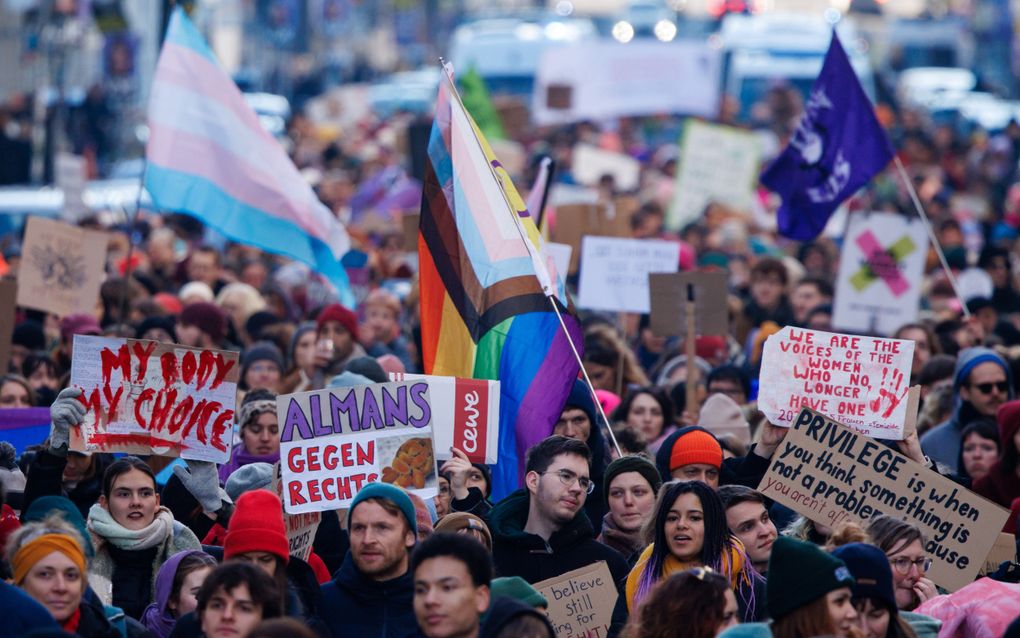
[541,469,595,495]
[888,556,932,575]
[972,381,1009,395]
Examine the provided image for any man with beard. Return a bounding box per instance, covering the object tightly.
[320,483,420,638]
[921,347,1014,473]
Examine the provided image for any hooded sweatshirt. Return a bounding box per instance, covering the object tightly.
[654,426,770,487]
[319,552,419,638]
[562,380,611,534]
[921,347,1015,474]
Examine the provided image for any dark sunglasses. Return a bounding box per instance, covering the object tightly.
[972,381,1009,395]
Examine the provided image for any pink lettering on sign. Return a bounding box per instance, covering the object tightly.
[454,378,489,463]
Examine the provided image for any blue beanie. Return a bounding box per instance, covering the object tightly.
[955,347,1013,394]
[350,482,418,536]
[831,543,897,611]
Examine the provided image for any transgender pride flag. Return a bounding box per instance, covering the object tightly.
[146,8,353,306]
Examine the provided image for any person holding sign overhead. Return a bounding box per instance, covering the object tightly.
[625,481,763,621]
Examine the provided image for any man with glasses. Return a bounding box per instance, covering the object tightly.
[921,347,1014,473]
[487,436,629,630]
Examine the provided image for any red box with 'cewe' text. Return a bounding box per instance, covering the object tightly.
[389,373,500,464]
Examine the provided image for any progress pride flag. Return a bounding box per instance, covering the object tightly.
[391,373,499,464]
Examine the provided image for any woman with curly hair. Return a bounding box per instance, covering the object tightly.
[624,568,739,638]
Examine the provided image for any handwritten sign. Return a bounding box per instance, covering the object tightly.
[571,144,642,192]
[70,336,239,462]
[577,236,679,314]
[758,327,914,439]
[668,120,761,231]
[389,373,499,464]
[534,561,618,638]
[272,462,322,562]
[278,381,438,514]
[757,408,1010,592]
[648,271,729,337]
[18,217,107,318]
[833,213,928,336]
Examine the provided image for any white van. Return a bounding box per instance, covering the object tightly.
[719,13,876,119]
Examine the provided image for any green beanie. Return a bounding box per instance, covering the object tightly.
[766,536,855,620]
[603,455,662,505]
[349,482,418,537]
[491,576,548,609]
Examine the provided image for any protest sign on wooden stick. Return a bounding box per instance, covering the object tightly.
[757,408,1009,592]
[70,335,239,462]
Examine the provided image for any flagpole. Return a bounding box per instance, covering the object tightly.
[892,156,971,319]
[534,156,555,231]
[439,62,624,457]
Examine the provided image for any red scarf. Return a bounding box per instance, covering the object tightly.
[61,607,81,634]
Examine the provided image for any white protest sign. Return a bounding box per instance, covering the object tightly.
[571,144,642,192]
[534,561,618,638]
[833,212,928,336]
[667,120,762,231]
[389,373,499,464]
[545,242,573,279]
[69,336,239,462]
[278,381,438,514]
[272,462,322,562]
[577,236,679,314]
[532,40,721,125]
[758,327,914,439]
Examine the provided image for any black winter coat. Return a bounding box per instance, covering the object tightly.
[654,426,770,488]
[22,449,113,521]
[319,553,420,638]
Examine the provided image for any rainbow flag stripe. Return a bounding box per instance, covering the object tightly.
[419,68,581,499]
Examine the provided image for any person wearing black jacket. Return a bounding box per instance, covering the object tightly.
[319,483,421,638]
[488,436,629,634]
[552,380,611,535]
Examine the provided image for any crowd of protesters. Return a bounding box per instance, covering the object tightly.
[4,76,1020,638]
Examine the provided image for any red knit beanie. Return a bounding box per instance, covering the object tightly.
[316,303,359,343]
[669,429,723,472]
[224,490,289,564]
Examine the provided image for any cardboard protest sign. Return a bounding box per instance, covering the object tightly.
[69,336,239,462]
[668,120,762,231]
[551,204,633,274]
[577,237,679,314]
[758,327,914,439]
[272,462,322,562]
[648,271,728,337]
[18,217,108,318]
[278,381,438,514]
[0,279,16,373]
[533,561,618,638]
[757,408,1010,592]
[401,213,420,252]
[833,213,928,336]
[571,144,642,192]
[388,373,499,464]
[980,532,1016,576]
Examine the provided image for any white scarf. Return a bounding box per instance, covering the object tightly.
[87,504,174,551]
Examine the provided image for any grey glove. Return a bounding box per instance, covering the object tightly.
[49,387,86,456]
[173,459,224,513]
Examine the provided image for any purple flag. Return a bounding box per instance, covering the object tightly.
[760,33,894,241]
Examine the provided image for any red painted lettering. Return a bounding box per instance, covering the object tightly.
[100,345,131,385]
[288,481,307,505]
[160,353,179,386]
[134,388,155,428]
[210,410,233,452]
[181,351,197,385]
[131,341,157,382]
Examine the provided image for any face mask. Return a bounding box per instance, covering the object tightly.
[33,386,57,408]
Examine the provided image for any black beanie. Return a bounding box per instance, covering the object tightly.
[12,321,45,351]
[564,379,596,426]
[766,536,855,620]
[603,455,662,505]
